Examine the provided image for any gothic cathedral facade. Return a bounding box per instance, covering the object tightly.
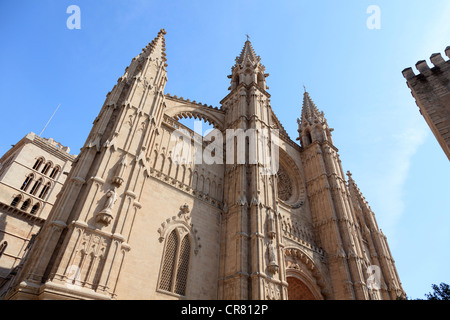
[1,30,405,300]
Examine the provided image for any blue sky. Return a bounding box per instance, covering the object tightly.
[0,1,449,299]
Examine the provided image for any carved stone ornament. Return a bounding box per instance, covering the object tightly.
[112,155,127,187]
[96,188,117,226]
[180,203,190,214]
[277,166,293,202]
[267,209,276,239]
[264,279,281,300]
[267,240,279,275]
[157,212,201,255]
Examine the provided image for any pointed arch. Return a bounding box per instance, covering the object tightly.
[41,161,53,175]
[33,157,44,171]
[39,182,52,199]
[287,275,318,300]
[284,247,331,299]
[20,173,34,191]
[11,194,22,207]
[157,222,196,297]
[164,98,225,131]
[30,203,40,215]
[30,178,43,195]
[20,198,32,211]
[50,165,61,179]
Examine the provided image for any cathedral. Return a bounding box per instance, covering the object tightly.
[0,29,405,300]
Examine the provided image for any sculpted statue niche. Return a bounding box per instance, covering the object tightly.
[277,166,293,202]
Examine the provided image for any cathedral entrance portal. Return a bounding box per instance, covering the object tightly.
[287,276,317,300]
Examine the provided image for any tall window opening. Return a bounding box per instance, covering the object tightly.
[30,178,43,195]
[20,174,34,191]
[33,157,44,170]
[158,229,191,296]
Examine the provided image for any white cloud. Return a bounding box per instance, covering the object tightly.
[344,102,429,243]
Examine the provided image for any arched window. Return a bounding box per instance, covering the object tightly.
[33,157,44,171]
[21,199,31,211]
[304,131,312,146]
[41,161,52,175]
[50,166,60,179]
[0,241,7,257]
[30,178,43,195]
[20,173,34,191]
[158,229,191,296]
[30,203,40,215]
[38,182,51,199]
[11,195,21,207]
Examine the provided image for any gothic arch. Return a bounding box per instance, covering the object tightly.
[164,102,225,131]
[286,274,319,300]
[157,210,201,255]
[284,247,331,299]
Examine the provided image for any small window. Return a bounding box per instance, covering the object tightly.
[41,162,52,175]
[39,182,51,199]
[30,203,40,215]
[33,158,44,170]
[304,131,312,146]
[0,241,7,257]
[20,174,34,191]
[50,166,60,179]
[30,178,43,195]
[21,199,31,211]
[11,195,21,207]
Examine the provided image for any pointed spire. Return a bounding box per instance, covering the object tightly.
[121,29,167,82]
[228,37,268,91]
[140,28,167,63]
[346,171,371,210]
[235,38,261,65]
[297,89,332,147]
[301,90,325,124]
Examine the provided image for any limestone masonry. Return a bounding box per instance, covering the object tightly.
[0,30,406,300]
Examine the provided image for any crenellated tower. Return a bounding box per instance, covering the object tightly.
[402,46,450,161]
[5,29,169,300]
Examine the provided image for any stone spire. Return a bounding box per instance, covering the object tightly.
[228,38,269,91]
[297,90,332,147]
[235,39,260,65]
[4,29,170,300]
[300,90,325,126]
[141,28,167,61]
[122,28,167,81]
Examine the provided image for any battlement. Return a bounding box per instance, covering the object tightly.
[402,45,450,161]
[402,46,450,80]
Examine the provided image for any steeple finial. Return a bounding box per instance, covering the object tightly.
[228,37,268,91]
[301,90,323,122]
